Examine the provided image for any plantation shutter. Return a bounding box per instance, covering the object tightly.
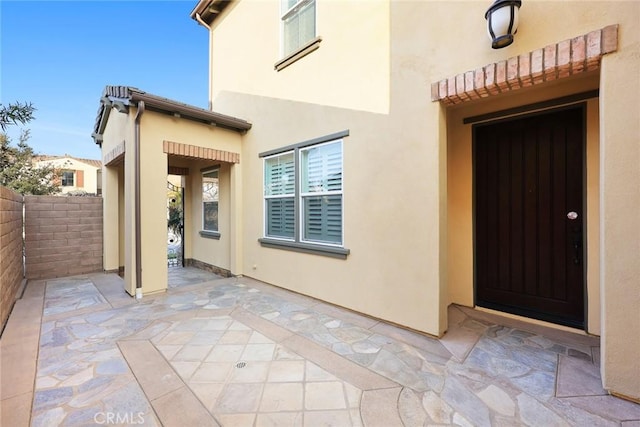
[282,0,316,56]
[265,153,295,239]
[303,195,342,243]
[301,141,342,244]
[266,198,295,238]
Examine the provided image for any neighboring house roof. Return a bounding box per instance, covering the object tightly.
[190,0,230,25]
[92,85,252,145]
[35,155,102,168]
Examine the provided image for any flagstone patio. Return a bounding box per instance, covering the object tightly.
[1,267,639,426]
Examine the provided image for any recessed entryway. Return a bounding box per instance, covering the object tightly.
[473,106,585,328]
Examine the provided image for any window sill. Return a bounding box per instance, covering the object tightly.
[274,37,322,72]
[259,238,350,259]
[199,230,221,240]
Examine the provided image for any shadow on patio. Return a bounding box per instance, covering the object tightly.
[2,270,639,426]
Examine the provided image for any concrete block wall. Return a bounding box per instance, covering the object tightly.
[24,196,103,280]
[0,186,24,330]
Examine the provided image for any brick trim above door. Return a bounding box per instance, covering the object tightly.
[163,140,240,163]
[431,25,618,105]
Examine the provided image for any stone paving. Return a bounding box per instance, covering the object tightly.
[2,267,640,426]
[167,266,223,288]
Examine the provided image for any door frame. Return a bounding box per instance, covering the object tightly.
[471,103,588,330]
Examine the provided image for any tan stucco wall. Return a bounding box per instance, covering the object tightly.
[137,110,243,294]
[215,95,445,335]
[100,105,243,295]
[118,165,125,269]
[209,0,447,335]
[599,21,640,400]
[585,98,600,336]
[102,166,119,272]
[426,1,628,83]
[138,113,170,294]
[210,0,390,114]
[192,162,232,271]
[168,156,234,273]
[204,0,640,398]
[101,110,133,276]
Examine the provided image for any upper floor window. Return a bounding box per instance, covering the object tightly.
[281,0,316,56]
[202,169,219,232]
[61,171,74,187]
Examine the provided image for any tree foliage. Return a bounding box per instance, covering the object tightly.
[0,131,61,195]
[0,101,35,131]
[0,101,60,195]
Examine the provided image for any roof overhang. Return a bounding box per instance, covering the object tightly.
[92,85,251,146]
[190,0,231,26]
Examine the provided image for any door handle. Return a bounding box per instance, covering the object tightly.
[568,214,582,265]
[572,232,582,265]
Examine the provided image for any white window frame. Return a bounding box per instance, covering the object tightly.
[259,130,350,259]
[299,140,344,247]
[263,151,296,242]
[262,138,344,248]
[280,0,317,57]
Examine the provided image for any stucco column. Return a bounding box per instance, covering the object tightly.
[102,166,119,272]
[229,162,243,276]
[599,52,640,400]
[436,102,448,337]
[138,140,169,294]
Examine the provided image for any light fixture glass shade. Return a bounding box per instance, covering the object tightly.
[485,0,521,49]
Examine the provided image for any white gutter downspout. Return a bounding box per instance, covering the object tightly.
[134,101,145,299]
[195,13,214,110]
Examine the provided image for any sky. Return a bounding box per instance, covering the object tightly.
[1,0,209,160]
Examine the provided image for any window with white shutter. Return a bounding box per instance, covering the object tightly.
[281,0,316,56]
[264,152,295,239]
[260,131,349,258]
[300,141,342,244]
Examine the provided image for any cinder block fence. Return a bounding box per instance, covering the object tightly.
[0,186,25,330]
[24,196,103,280]
[0,189,105,331]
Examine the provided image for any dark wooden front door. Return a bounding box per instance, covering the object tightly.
[474,106,585,328]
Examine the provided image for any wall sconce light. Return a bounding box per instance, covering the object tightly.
[485,0,521,49]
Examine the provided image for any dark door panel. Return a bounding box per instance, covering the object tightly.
[474,106,585,328]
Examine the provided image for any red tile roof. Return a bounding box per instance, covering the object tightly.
[35,155,101,168]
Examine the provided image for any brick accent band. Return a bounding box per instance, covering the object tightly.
[431,25,618,105]
[104,142,125,166]
[163,140,240,164]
